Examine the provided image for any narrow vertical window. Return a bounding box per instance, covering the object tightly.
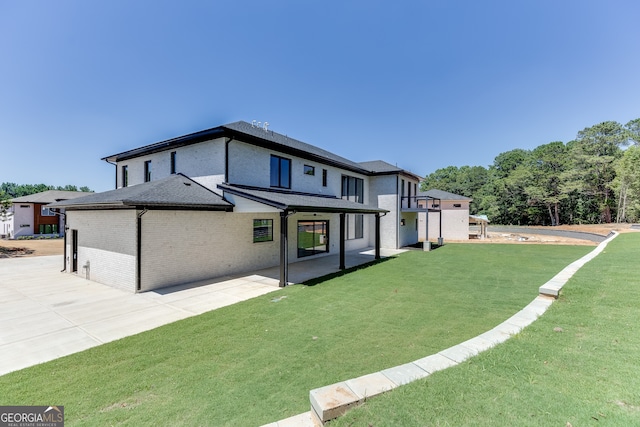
[322,169,327,187]
[144,160,152,182]
[170,151,177,174]
[122,165,128,187]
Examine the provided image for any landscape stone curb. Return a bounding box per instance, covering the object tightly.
[262,231,619,426]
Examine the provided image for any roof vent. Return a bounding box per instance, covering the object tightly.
[251,120,270,132]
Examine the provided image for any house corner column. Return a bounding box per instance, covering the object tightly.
[279,210,289,287]
[375,213,381,260]
[339,213,346,270]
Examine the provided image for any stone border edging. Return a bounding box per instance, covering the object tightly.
[262,232,619,427]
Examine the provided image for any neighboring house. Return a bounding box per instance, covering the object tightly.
[417,189,472,241]
[1,190,90,238]
[49,121,425,292]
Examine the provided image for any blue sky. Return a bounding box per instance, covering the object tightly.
[2,1,639,192]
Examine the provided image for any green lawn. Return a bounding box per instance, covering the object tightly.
[0,243,592,426]
[332,233,640,426]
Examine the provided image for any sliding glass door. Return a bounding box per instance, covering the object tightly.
[297,220,329,258]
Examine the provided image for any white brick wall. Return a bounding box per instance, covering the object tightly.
[65,210,137,292]
[116,138,226,189]
[140,211,281,291]
[227,141,369,201]
[418,201,470,241]
[369,175,399,248]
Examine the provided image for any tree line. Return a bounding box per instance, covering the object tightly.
[0,182,92,199]
[421,119,640,225]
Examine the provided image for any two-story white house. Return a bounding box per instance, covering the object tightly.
[50,121,425,292]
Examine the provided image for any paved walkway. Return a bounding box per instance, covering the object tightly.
[0,247,405,376]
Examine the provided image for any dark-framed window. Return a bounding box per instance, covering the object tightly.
[322,169,327,187]
[144,160,152,182]
[341,175,364,204]
[453,203,462,208]
[253,219,273,243]
[270,155,291,188]
[122,165,128,187]
[346,214,364,240]
[170,151,177,174]
[304,164,315,176]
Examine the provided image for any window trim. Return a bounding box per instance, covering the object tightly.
[122,165,129,187]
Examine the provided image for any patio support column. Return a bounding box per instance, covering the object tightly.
[375,213,381,260]
[339,212,346,270]
[279,210,289,287]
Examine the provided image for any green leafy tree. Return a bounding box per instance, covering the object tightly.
[523,142,569,225]
[612,145,640,222]
[626,118,640,145]
[561,121,626,223]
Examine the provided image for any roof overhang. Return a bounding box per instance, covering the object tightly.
[218,184,388,214]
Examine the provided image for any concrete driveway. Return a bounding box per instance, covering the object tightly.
[0,256,280,376]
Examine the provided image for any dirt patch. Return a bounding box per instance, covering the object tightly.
[469,223,637,245]
[0,239,64,258]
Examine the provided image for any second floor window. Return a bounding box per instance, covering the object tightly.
[341,175,364,204]
[144,160,152,182]
[122,165,128,187]
[170,151,176,174]
[270,155,291,188]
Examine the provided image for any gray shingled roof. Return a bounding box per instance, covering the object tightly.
[11,190,93,204]
[103,121,372,175]
[222,121,370,173]
[418,189,472,201]
[218,184,387,214]
[48,174,233,210]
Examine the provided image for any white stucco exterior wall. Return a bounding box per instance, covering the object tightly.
[11,204,34,238]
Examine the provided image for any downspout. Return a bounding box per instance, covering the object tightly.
[396,175,399,249]
[105,159,117,189]
[136,208,148,292]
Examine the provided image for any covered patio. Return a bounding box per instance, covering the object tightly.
[218,184,390,286]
